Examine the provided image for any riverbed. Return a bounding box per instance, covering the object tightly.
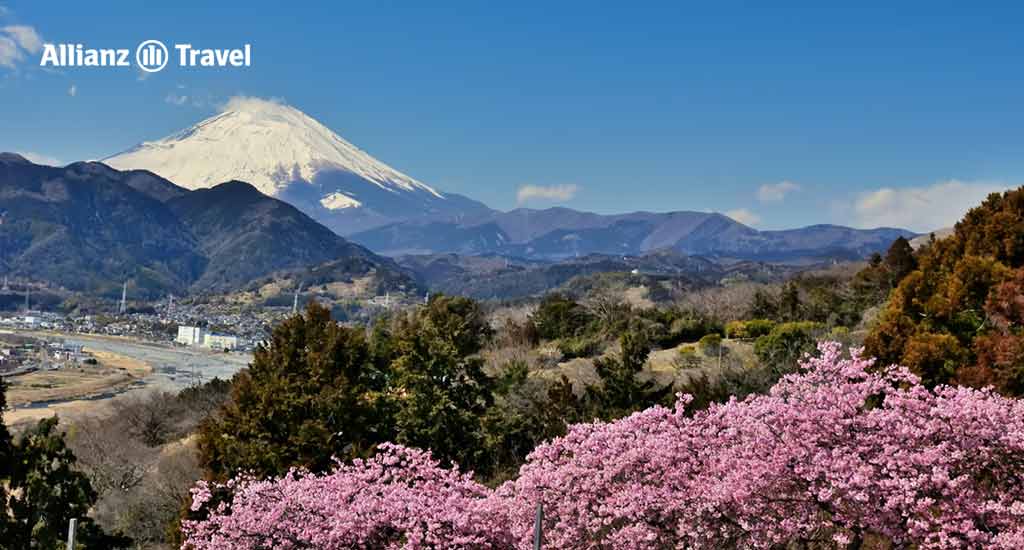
[3,330,252,427]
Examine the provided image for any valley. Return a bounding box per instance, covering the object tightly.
[2,329,250,428]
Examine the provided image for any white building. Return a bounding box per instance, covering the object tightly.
[203,333,238,350]
[176,325,205,346]
[177,325,238,350]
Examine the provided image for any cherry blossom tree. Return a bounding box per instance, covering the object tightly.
[182,342,1024,549]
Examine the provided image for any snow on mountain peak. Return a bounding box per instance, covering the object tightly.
[103,96,443,200]
[320,191,362,210]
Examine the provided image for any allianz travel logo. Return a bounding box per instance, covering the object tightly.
[40,40,252,73]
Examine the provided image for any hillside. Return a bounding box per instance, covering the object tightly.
[354,209,915,262]
[398,250,793,301]
[165,180,390,292]
[0,154,414,299]
[0,154,205,297]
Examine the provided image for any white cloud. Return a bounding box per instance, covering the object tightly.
[851,180,1014,232]
[0,24,41,70]
[67,84,76,96]
[725,208,761,226]
[165,92,188,105]
[516,184,580,205]
[221,95,286,112]
[17,151,62,166]
[757,180,801,202]
[1,25,40,53]
[0,34,21,68]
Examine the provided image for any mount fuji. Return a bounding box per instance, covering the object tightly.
[103,96,915,264]
[104,97,490,235]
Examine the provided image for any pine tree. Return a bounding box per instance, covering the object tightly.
[198,301,388,480]
[389,295,495,472]
[883,236,917,287]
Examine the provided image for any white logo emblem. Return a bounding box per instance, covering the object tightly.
[136,40,168,73]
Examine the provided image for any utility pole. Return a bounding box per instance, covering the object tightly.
[119,281,127,314]
[66,518,77,550]
[533,502,544,550]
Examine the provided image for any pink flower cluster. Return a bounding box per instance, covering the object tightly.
[182,343,1024,549]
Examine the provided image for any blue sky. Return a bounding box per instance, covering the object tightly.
[1,1,1022,231]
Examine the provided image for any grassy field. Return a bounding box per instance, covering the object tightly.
[535,338,757,394]
[3,348,152,428]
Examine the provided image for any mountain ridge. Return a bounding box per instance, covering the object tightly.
[0,155,414,298]
[351,208,915,262]
[99,100,915,262]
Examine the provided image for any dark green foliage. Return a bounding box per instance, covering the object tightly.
[666,313,723,345]
[698,333,723,353]
[748,288,779,319]
[387,294,495,472]
[676,363,782,412]
[739,265,897,330]
[778,282,801,321]
[199,296,496,480]
[557,333,604,359]
[884,236,917,286]
[531,293,593,340]
[0,416,130,549]
[481,365,582,483]
[198,301,390,480]
[0,377,12,542]
[586,326,671,420]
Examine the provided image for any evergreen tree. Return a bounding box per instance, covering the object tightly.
[388,295,495,472]
[779,281,801,321]
[481,363,581,480]
[199,296,500,480]
[748,288,778,320]
[865,187,1024,394]
[3,417,130,549]
[198,301,389,480]
[530,293,593,340]
[586,325,670,420]
[883,236,917,287]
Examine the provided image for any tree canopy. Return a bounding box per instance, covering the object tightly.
[0,384,128,549]
[198,296,496,481]
[182,342,1024,549]
[866,187,1024,395]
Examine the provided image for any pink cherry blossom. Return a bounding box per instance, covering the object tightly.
[182,342,1024,549]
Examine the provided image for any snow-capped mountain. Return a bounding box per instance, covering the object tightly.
[104,97,489,235]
